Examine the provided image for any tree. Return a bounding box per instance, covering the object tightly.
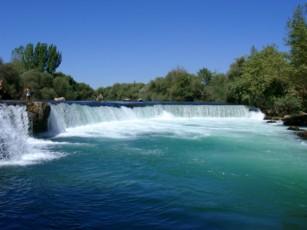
[21,70,55,99]
[46,45,62,73]
[197,67,213,85]
[206,74,228,102]
[142,68,206,101]
[23,44,35,70]
[40,87,57,99]
[145,77,169,100]
[287,4,307,110]
[97,82,145,100]
[52,74,78,100]
[34,42,48,72]
[11,42,62,73]
[21,70,43,99]
[75,83,95,100]
[227,57,246,80]
[227,46,293,110]
[168,71,194,101]
[0,64,21,99]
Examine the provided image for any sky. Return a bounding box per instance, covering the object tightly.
[0,0,305,88]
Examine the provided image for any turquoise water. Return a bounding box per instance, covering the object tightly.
[0,105,307,229]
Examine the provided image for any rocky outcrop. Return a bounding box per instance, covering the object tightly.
[26,102,50,135]
[266,120,277,123]
[287,126,301,131]
[263,108,282,121]
[297,131,307,140]
[283,113,307,127]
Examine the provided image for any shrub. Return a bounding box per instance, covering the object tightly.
[272,93,302,115]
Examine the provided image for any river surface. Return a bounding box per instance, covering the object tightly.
[0,104,306,229]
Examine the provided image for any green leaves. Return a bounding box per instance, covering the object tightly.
[47,45,62,73]
[287,4,307,110]
[197,68,213,85]
[226,46,293,111]
[287,4,307,67]
[11,43,62,73]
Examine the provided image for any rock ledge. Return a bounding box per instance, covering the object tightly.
[26,102,50,135]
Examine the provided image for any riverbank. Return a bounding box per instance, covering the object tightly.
[264,112,307,140]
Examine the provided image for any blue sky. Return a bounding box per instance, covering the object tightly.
[0,0,304,88]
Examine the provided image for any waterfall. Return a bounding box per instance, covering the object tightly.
[0,103,265,164]
[0,105,30,160]
[0,104,63,165]
[48,103,264,135]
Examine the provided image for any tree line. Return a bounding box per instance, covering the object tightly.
[0,4,306,116]
[0,42,94,100]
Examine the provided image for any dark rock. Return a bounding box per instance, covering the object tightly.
[264,116,281,121]
[263,109,281,120]
[283,114,307,127]
[26,102,50,135]
[266,120,277,123]
[297,131,307,140]
[264,115,272,120]
[287,126,301,131]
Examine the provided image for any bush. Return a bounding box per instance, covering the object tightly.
[0,64,21,99]
[272,94,302,115]
[40,87,56,99]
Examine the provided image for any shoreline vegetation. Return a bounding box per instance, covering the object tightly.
[0,4,306,137]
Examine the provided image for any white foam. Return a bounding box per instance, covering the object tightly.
[0,105,67,166]
[0,103,268,166]
[48,104,265,137]
[0,150,65,166]
[54,115,268,141]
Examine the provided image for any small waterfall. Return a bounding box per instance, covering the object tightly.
[48,103,264,134]
[0,105,30,160]
[0,104,63,165]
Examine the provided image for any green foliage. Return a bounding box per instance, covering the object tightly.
[287,4,307,67]
[53,75,76,100]
[144,68,205,101]
[167,70,194,101]
[40,87,57,100]
[47,45,62,73]
[97,82,145,100]
[0,63,21,99]
[21,70,52,99]
[197,68,213,85]
[145,77,169,101]
[287,4,307,110]
[75,83,95,100]
[19,70,93,100]
[1,43,92,101]
[272,91,302,116]
[205,74,228,102]
[227,46,291,109]
[12,42,62,73]
[227,57,245,80]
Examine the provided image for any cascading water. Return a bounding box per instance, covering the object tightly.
[0,104,62,165]
[48,103,264,135]
[1,102,307,229]
[0,103,265,164]
[0,105,30,160]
